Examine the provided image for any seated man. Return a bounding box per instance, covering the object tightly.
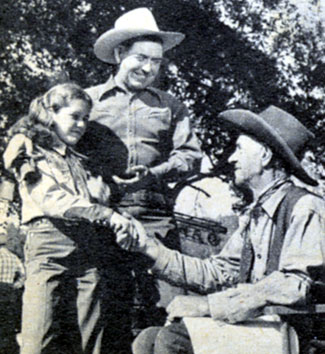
[116,106,325,353]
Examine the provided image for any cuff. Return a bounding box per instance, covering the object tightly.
[150,242,173,273]
[63,206,114,223]
[149,165,166,179]
[207,292,226,320]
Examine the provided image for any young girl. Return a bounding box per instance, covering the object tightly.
[4,83,133,354]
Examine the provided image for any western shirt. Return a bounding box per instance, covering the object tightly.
[151,180,325,315]
[18,144,114,224]
[83,77,202,182]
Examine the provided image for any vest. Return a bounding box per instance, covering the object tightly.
[239,185,309,283]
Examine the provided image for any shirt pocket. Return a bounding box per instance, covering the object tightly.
[38,155,72,187]
[147,107,171,126]
[92,101,112,112]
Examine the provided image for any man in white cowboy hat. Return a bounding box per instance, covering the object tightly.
[115,105,325,353]
[78,6,201,344]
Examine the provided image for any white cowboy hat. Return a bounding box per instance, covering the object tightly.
[94,7,185,64]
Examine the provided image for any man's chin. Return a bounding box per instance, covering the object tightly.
[127,76,154,91]
[128,81,147,91]
[233,177,247,188]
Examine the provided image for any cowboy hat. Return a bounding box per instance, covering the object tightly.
[94,7,185,64]
[218,105,318,186]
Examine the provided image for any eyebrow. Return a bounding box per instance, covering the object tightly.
[136,54,163,60]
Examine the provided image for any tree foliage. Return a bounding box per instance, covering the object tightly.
[1,0,325,185]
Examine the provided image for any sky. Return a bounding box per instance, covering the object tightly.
[293,0,325,22]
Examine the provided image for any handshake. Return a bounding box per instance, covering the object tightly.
[109,212,160,260]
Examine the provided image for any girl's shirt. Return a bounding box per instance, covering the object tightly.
[17,144,113,224]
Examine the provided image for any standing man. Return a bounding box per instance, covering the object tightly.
[78,6,202,342]
[117,106,325,353]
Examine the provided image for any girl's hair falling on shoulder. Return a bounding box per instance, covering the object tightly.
[8,82,92,149]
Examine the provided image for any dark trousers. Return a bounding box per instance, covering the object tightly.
[132,322,194,354]
[117,207,185,320]
[0,283,22,354]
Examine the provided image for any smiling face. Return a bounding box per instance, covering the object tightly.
[115,40,163,92]
[51,99,90,146]
[228,134,266,188]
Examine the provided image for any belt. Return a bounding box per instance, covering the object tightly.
[26,217,91,231]
[118,189,167,208]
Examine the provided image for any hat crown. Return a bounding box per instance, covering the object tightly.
[218,105,318,186]
[115,8,160,32]
[94,7,185,64]
[259,105,314,156]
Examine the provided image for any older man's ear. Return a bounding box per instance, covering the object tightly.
[261,146,273,168]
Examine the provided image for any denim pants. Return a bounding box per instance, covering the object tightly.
[21,218,103,354]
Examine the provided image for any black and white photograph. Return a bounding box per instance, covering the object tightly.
[1,1,325,353]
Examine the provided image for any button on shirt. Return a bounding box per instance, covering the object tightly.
[19,145,114,224]
[84,77,202,181]
[151,180,325,307]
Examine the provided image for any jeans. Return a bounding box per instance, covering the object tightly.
[21,218,103,354]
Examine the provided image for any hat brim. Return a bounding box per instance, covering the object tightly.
[218,109,318,186]
[94,29,185,64]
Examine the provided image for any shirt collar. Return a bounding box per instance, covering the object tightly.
[51,144,88,160]
[260,179,293,218]
[98,76,162,103]
[52,143,67,156]
[98,77,122,101]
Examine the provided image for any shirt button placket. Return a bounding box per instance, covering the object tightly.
[128,97,136,168]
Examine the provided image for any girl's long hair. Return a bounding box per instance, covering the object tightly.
[9,83,92,149]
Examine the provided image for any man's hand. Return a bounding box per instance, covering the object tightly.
[115,215,160,259]
[87,175,111,205]
[208,286,264,324]
[166,295,210,323]
[110,211,134,235]
[112,165,154,189]
[224,291,263,323]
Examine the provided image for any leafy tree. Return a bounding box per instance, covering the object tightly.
[1,0,324,189]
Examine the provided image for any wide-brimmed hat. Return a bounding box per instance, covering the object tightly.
[218,105,318,186]
[94,7,185,64]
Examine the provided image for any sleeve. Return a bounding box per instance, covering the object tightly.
[20,157,114,222]
[265,195,325,304]
[208,195,325,319]
[150,228,243,293]
[149,100,202,180]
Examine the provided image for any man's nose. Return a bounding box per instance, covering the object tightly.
[141,61,152,72]
[77,120,86,129]
[228,152,236,164]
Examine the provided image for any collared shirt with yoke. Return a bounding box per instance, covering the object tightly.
[151,179,325,313]
[81,76,202,313]
[83,77,202,202]
[12,142,114,354]
[19,144,114,225]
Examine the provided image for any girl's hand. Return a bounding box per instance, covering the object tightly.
[3,134,33,170]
